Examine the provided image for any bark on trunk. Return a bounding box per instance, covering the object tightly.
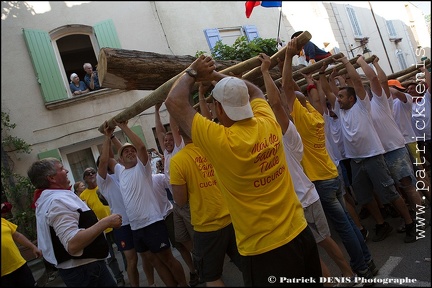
[98,49,240,90]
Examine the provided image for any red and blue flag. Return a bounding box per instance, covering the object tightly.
[245,1,282,18]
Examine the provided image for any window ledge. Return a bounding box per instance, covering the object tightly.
[390,38,403,43]
[45,88,122,110]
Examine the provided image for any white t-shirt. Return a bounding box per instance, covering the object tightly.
[282,121,319,208]
[334,95,384,158]
[163,137,185,190]
[152,173,173,219]
[96,173,130,226]
[392,93,417,144]
[114,159,164,230]
[324,112,345,166]
[411,89,431,141]
[370,88,405,152]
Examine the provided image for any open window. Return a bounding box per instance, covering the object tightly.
[23,19,121,104]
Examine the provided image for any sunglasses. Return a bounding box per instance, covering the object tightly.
[84,171,96,176]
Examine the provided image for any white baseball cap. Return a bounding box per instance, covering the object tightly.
[211,77,253,121]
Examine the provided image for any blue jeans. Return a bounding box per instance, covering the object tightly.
[58,260,117,287]
[313,177,371,272]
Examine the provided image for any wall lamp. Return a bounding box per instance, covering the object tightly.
[349,37,372,57]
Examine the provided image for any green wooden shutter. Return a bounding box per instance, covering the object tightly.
[94,19,121,49]
[37,149,61,160]
[128,126,147,147]
[23,29,67,102]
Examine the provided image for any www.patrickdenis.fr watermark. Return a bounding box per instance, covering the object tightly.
[411,48,429,240]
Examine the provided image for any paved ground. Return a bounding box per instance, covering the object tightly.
[29,204,431,287]
[28,244,243,287]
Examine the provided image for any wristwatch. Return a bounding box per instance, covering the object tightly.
[185,68,197,78]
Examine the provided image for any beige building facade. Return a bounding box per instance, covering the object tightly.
[1,1,430,186]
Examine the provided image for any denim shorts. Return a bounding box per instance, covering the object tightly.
[406,142,423,172]
[383,147,416,188]
[303,199,331,243]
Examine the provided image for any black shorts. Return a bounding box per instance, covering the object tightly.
[132,220,171,253]
[241,226,322,287]
[113,224,134,251]
[193,223,241,283]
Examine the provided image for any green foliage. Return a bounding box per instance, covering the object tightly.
[192,36,279,104]
[211,36,279,61]
[195,50,207,58]
[1,111,36,240]
[1,112,31,153]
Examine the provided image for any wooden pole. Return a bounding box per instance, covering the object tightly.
[241,31,312,81]
[98,31,313,132]
[388,58,430,80]
[397,62,431,83]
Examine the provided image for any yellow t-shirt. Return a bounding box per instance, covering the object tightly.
[170,142,232,232]
[1,218,26,276]
[192,98,306,256]
[291,99,339,181]
[80,187,113,233]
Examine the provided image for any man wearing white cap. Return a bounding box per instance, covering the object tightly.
[165,55,321,286]
[109,120,188,287]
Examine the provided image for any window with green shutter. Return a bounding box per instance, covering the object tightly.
[37,149,61,160]
[23,19,121,105]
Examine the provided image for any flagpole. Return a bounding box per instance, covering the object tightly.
[277,8,282,46]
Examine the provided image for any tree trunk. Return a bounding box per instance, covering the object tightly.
[97,40,429,132]
[98,49,240,90]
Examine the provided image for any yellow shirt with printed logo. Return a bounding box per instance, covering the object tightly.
[170,142,231,232]
[291,98,339,181]
[191,98,306,256]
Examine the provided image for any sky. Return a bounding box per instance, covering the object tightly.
[410,1,431,15]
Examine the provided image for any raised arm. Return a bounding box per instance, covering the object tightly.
[198,82,213,120]
[328,67,341,96]
[165,55,217,139]
[357,55,382,97]
[282,37,301,112]
[372,56,390,98]
[98,121,115,179]
[315,78,329,115]
[337,55,366,99]
[155,102,167,151]
[301,71,323,115]
[389,87,408,102]
[169,114,183,148]
[114,120,149,165]
[319,62,337,109]
[258,53,289,133]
